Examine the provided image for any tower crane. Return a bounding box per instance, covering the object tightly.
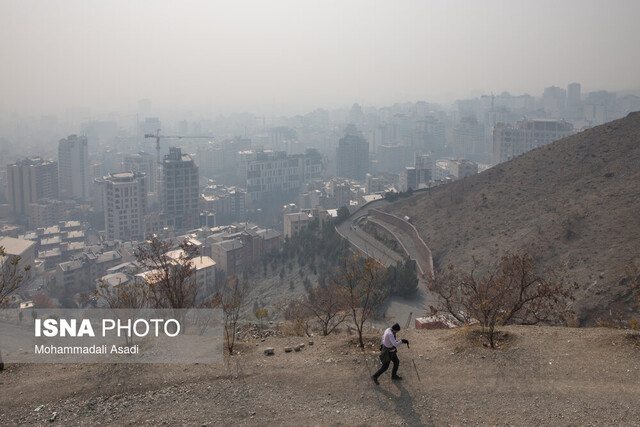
[144,129,216,163]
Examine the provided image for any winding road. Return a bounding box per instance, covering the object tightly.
[335,199,437,323]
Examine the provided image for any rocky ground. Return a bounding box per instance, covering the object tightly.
[2,325,640,426]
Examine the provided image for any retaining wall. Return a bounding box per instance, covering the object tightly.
[370,209,434,279]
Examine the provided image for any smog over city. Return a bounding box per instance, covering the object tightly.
[1,1,640,425]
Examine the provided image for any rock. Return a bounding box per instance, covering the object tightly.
[294,345,301,352]
[299,343,305,348]
[264,348,275,356]
[308,341,314,346]
[284,347,292,353]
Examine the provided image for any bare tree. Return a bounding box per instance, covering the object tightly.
[220,275,249,355]
[135,237,199,309]
[0,247,31,307]
[254,308,268,335]
[302,282,347,336]
[429,252,578,348]
[32,291,57,309]
[334,252,387,348]
[0,246,32,372]
[94,279,149,310]
[275,297,313,337]
[93,278,150,345]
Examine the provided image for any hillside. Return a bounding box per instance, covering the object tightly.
[386,112,640,324]
[1,326,639,425]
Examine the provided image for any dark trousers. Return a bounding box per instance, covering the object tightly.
[373,351,399,378]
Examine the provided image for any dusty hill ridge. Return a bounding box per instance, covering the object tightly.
[1,326,640,425]
[385,112,640,323]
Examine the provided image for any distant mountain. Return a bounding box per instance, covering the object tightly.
[385,112,640,324]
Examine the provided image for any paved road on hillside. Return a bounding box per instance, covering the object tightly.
[335,200,404,267]
[335,199,436,322]
[368,217,432,278]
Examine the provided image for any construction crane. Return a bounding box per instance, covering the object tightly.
[144,129,216,163]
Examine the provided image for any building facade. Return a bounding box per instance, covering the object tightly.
[6,157,58,218]
[103,172,147,241]
[284,212,311,238]
[122,152,156,193]
[336,125,369,181]
[240,149,323,203]
[58,135,90,201]
[493,119,574,164]
[162,147,199,230]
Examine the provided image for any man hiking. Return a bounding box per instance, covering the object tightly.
[371,322,409,385]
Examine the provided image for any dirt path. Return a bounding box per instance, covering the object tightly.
[1,325,639,426]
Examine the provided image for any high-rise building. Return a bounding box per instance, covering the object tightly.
[336,125,369,181]
[6,157,58,218]
[365,173,387,195]
[103,172,147,241]
[197,142,225,179]
[542,86,567,117]
[58,134,90,201]
[567,82,582,120]
[399,167,418,192]
[413,152,435,186]
[377,143,407,174]
[239,149,323,202]
[493,119,574,164]
[453,116,486,163]
[413,116,446,154]
[414,152,436,174]
[162,147,199,230]
[122,152,156,193]
[567,83,581,107]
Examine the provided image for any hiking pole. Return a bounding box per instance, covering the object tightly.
[406,341,422,384]
[412,359,422,383]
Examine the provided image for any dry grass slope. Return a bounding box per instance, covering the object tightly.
[386,112,640,323]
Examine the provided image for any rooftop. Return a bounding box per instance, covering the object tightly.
[216,239,244,252]
[106,262,138,274]
[0,237,36,256]
[42,226,61,236]
[62,221,81,228]
[192,256,216,270]
[96,251,121,264]
[66,231,85,239]
[285,212,312,221]
[99,272,132,287]
[40,236,62,246]
[38,248,62,258]
[257,229,281,240]
[58,259,83,272]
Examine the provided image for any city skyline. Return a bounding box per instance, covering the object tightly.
[1,0,639,116]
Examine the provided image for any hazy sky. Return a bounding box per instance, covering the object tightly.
[1,0,639,116]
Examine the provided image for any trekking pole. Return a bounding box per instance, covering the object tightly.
[406,341,422,384]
